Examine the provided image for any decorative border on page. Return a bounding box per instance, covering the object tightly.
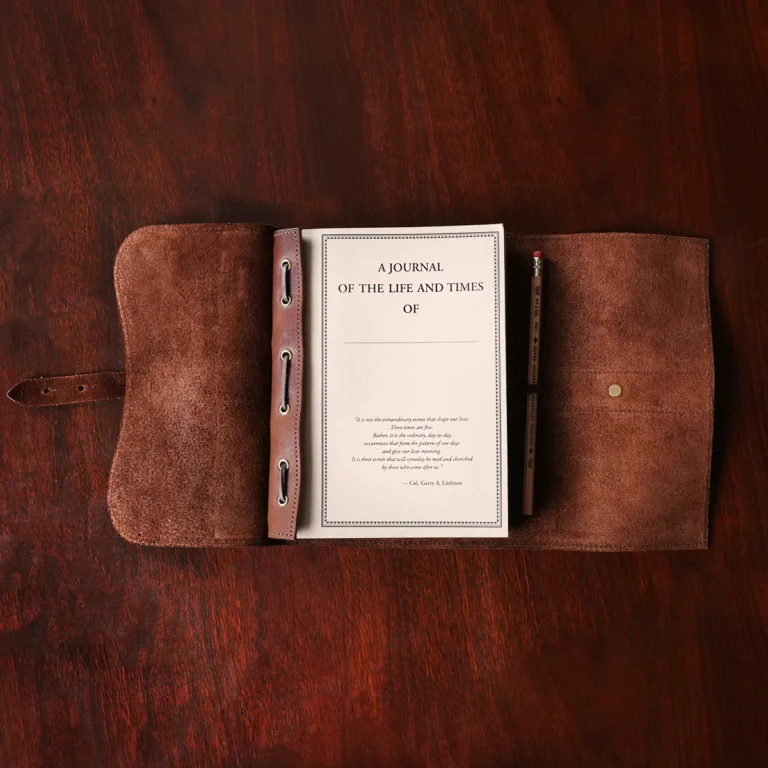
[321,232,502,527]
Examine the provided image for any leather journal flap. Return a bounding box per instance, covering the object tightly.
[107,224,274,546]
[503,233,713,550]
[268,229,304,540]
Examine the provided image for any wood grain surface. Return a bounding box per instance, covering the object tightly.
[1,1,766,765]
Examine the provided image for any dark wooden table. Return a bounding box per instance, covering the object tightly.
[1,1,766,765]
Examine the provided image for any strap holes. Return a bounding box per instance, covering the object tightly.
[42,388,49,394]
[78,385,85,391]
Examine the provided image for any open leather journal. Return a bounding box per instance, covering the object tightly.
[8,224,714,550]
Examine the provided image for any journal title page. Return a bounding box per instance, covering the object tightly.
[298,224,507,538]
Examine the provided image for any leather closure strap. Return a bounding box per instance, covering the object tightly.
[268,228,303,540]
[7,371,126,406]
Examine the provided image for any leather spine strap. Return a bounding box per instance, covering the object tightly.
[7,371,126,406]
[268,228,303,540]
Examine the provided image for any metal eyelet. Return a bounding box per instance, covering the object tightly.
[279,349,292,416]
[277,458,289,506]
[280,259,292,306]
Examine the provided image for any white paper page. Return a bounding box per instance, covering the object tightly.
[296,224,507,538]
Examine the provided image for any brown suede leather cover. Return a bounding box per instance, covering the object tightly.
[108,227,713,550]
[502,233,712,550]
[108,224,274,546]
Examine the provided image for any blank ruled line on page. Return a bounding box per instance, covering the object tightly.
[343,340,479,345]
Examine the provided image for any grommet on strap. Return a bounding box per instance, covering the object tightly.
[280,258,292,307]
[279,349,292,414]
[277,459,289,506]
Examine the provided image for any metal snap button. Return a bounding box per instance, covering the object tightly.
[608,384,622,397]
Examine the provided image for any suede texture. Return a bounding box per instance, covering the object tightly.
[505,233,713,550]
[108,224,274,546]
[108,227,713,550]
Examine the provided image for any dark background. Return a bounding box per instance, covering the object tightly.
[1,1,766,765]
